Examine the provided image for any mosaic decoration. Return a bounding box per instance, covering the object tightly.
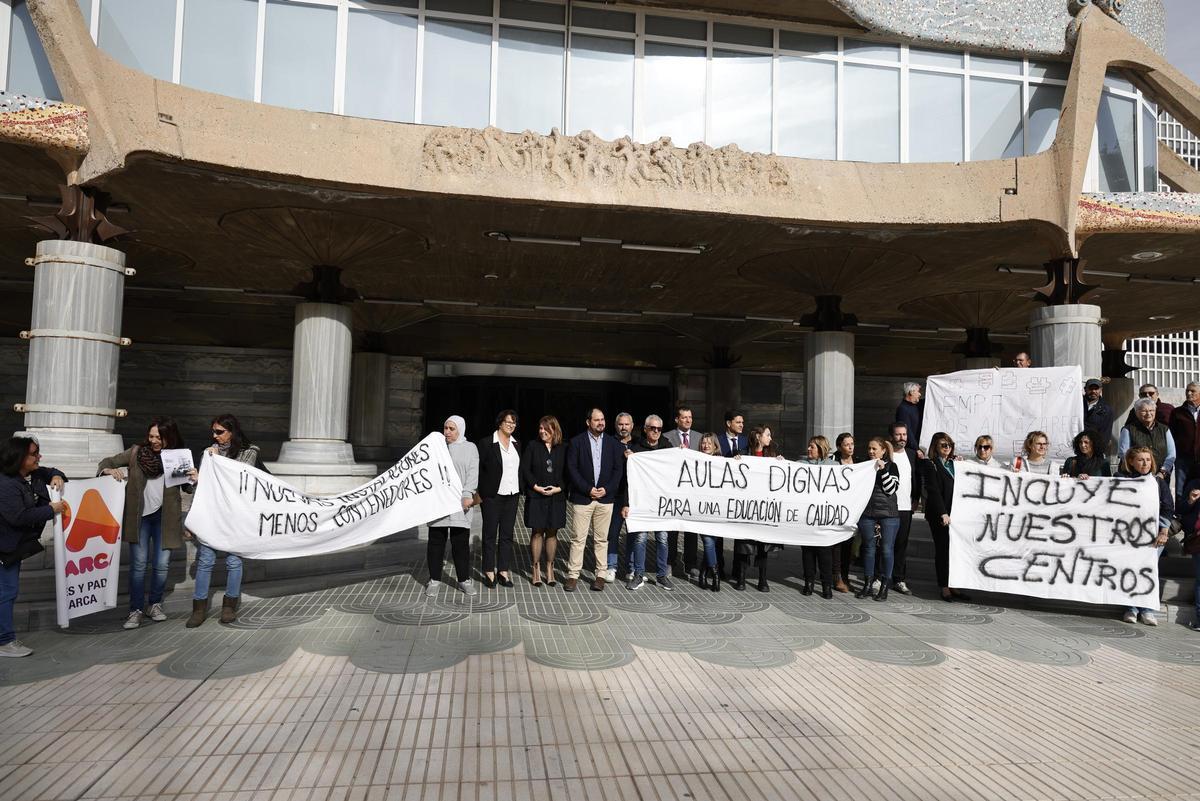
[1077,192,1200,234]
[0,90,88,154]
[829,0,1163,58]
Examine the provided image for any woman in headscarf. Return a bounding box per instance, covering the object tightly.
[98,417,193,630]
[427,415,480,596]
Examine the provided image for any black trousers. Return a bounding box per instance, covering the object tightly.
[831,539,852,583]
[928,518,951,589]
[891,511,913,583]
[481,494,518,573]
[427,526,471,583]
[802,545,832,586]
[666,531,700,573]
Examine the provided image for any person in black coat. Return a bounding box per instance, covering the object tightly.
[564,409,624,591]
[922,431,969,602]
[853,437,901,602]
[477,410,521,588]
[1083,379,1114,454]
[0,437,67,658]
[521,415,566,587]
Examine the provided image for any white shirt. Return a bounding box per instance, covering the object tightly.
[142,474,164,516]
[893,450,912,512]
[493,431,520,495]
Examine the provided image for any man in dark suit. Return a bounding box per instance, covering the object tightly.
[664,406,703,578]
[565,408,624,591]
[895,382,924,452]
[1083,378,1114,454]
[719,410,748,457]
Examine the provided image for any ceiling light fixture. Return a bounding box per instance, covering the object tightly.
[648,282,665,290]
[486,230,705,254]
[485,231,579,247]
[1086,270,1130,278]
[362,298,424,306]
[1149,314,1175,321]
[1131,251,1165,262]
[621,242,707,255]
[995,265,1047,276]
[483,272,499,280]
[1129,277,1189,286]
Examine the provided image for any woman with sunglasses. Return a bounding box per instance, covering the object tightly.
[1062,430,1111,479]
[185,415,264,627]
[923,431,970,602]
[969,435,1001,467]
[98,417,193,630]
[521,415,566,587]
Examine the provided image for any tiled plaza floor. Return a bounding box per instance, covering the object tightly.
[3,524,1200,800]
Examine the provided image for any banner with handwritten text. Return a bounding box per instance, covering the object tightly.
[626,449,877,545]
[949,461,1160,607]
[186,433,463,559]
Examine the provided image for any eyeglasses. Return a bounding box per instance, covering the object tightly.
[1139,392,1156,398]
[645,426,661,432]
[212,429,228,436]
[1035,441,1049,446]
[979,445,993,451]
[938,443,953,449]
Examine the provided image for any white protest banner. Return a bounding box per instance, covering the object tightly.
[161,448,195,488]
[186,432,462,560]
[626,449,878,546]
[52,476,126,628]
[920,366,1083,463]
[948,461,1161,607]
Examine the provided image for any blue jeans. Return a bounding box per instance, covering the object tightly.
[0,560,19,645]
[194,543,243,600]
[129,510,171,612]
[1127,545,1165,616]
[607,510,624,571]
[630,530,670,578]
[701,535,718,568]
[857,516,900,581]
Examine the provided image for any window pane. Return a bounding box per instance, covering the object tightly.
[843,39,899,62]
[970,77,1022,160]
[971,53,1022,75]
[777,57,835,159]
[8,0,60,98]
[642,42,705,145]
[1029,60,1069,80]
[844,64,899,162]
[710,50,771,153]
[262,0,337,113]
[181,0,258,101]
[909,47,963,69]
[500,0,565,25]
[1104,70,1135,93]
[1026,83,1064,155]
[427,0,492,15]
[779,30,835,55]
[570,6,634,33]
[567,34,632,138]
[713,23,771,48]
[1097,92,1136,191]
[497,27,563,134]
[1141,105,1158,191]
[422,19,491,127]
[97,0,175,81]
[645,15,706,40]
[909,71,963,162]
[345,9,417,122]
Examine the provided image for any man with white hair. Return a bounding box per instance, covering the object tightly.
[894,381,924,451]
[626,414,674,591]
[1170,382,1200,505]
[1123,383,1174,428]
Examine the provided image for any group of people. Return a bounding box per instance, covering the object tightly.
[0,415,264,657]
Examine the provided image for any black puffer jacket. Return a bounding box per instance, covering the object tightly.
[0,467,66,553]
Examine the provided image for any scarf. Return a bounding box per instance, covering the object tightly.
[137,445,164,478]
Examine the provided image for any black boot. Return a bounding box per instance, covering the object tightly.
[801,580,814,596]
[855,577,875,599]
[711,566,720,593]
[698,568,710,590]
[821,583,833,599]
[756,565,769,593]
[733,560,746,591]
[874,581,889,602]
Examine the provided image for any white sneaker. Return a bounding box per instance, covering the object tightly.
[458,579,477,597]
[893,581,911,595]
[1139,612,1158,627]
[0,641,33,658]
[425,580,440,597]
[148,603,167,622]
[123,611,143,630]
[605,568,616,583]
[1122,610,1138,624]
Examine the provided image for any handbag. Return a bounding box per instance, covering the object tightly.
[0,538,45,567]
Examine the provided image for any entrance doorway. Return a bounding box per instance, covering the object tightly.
[425,362,673,445]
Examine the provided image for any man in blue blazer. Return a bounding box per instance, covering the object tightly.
[565,408,625,591]
[719,410,748,457]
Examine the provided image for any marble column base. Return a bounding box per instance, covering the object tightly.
[16,427,126,479]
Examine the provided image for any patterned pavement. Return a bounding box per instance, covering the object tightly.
[2,521,1200,800]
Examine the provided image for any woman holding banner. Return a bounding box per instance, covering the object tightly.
[0,437,66,658]
[969,435,1001,467]
[427,415,480,596]
[923,432,970,603]
[186,415,262,627]
[1062,431,1111,479]
[1014,431,1060,475]
[478,410,520,589]
[697,434,723,591]
[521,416,565,588]
[98,417,192,630]
[733,426,781,592]
[831,433,856,592]
[854,438,900,602]
[1118,447,1171,626]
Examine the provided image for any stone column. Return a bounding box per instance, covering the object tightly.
[350,352,390,462]
[1029,304,1103,378]
[269,302,375,491]
[15,241,131,477]
[805,331,854,444]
